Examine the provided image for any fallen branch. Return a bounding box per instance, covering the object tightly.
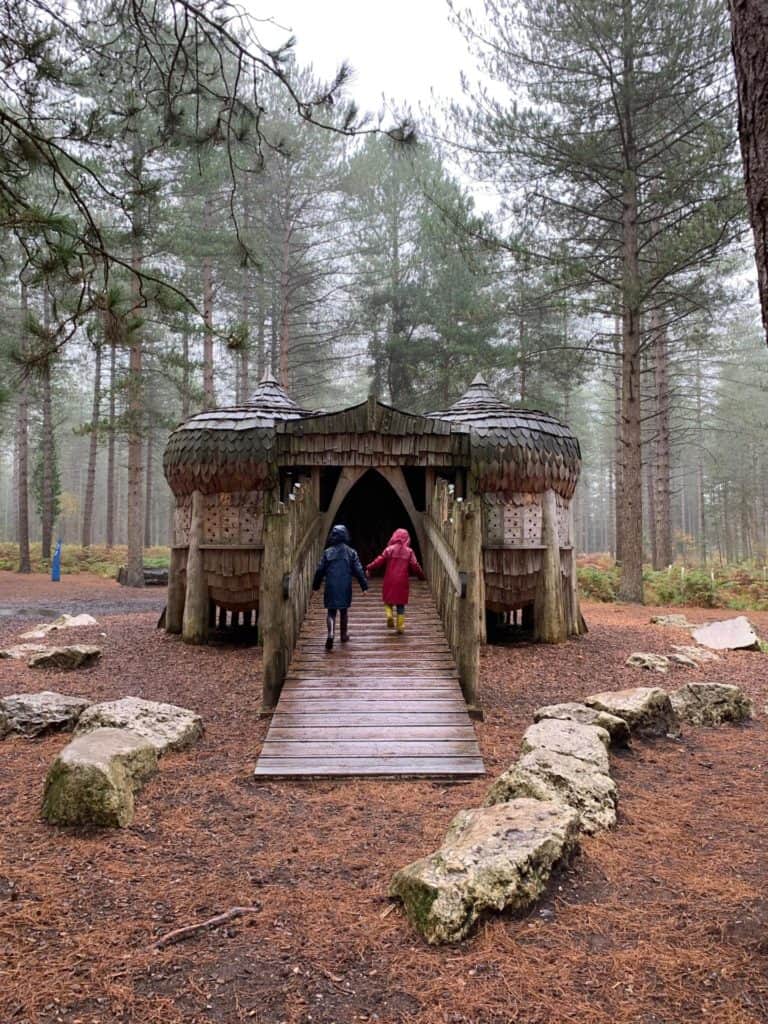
[151,905,261,950]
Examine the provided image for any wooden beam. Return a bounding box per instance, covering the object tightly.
[165,545,186,634]
[534,489,568,643]
[182,490,209,644]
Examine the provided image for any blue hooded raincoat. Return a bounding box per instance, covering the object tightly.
[312,525,368,609]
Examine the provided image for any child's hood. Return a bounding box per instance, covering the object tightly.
[389,528,411,547]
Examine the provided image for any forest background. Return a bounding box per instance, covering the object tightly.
[1,0,766,605]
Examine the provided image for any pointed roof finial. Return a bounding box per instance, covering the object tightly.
[260,368,278,384]
[470,372,488,386]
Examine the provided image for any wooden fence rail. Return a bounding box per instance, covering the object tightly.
[260,481,324,712]
[423,478,484,717]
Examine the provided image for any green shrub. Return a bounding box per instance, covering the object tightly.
[577,565,619,602]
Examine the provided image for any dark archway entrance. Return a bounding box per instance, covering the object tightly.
[332,469,423,566]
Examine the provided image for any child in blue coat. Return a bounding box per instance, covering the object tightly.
[312,524,368,650]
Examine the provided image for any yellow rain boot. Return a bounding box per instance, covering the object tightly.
[385,605,395,629]
[396,613,406,634]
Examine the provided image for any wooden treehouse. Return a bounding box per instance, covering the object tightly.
[162,373,584,777]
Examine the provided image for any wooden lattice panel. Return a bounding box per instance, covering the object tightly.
[521,501,542,545]
[483,498,505,545]
[173,497,192,546]
[240,492,263,545]
[203,498,221,543]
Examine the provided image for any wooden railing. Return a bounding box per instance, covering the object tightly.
[423,478,484,717]
[259,481,324,712]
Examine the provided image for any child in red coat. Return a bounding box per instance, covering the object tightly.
[366,528,425,633]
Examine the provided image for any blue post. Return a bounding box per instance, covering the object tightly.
[51,539,62,582]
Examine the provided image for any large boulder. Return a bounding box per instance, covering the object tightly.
[389,799,579,944]
[28,646,102,670]
[75,696,203,754]
[21,613,100,641]
[0,644,49,660]
[625,652,670,673]
[42,727,158,828]
[533,701,631,747]
[0,691,91,738]
[691,616,760,651]
[585,687,679,738]
[520,719,611,773]
[669,682,753,726]
[485,748,617,834]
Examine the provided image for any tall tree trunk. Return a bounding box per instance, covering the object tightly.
[106,337,117,549]
[694,342,707,563]
[278,214,294,389]
[617,0,644,602]
[652,308,672,568]
[40,285,55,561]
[202,195,216,408]
[181,329,191,420]
[125,133,146,588]
[16,272,31,573]
[81,336,103,548]
[613,329,623,564]
[144,430,153,548]
[728,0,768,344]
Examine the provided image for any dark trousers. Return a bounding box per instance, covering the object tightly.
[326,608,348,636]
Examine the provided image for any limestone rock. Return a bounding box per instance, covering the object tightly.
[669,682,753,726]
[651,614,695,628]
[389,799,579,944]
[21,613,99,641]
[533,702,631,747]
[625,652,670,673]
[28,646,102,670]
[521,718,610,773]
[75,696,203,754]
[42,727,158,828]
[670,645,720,664]
[585,687,679,738]
[0,644,49,660]
[668,653,699,668]
[0,691,91,738]
[691,616,760,651]
[485,748,617,834]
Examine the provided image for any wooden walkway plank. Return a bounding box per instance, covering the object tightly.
[255,580,484,779]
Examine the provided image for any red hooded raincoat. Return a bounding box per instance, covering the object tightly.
[366,528,425,606]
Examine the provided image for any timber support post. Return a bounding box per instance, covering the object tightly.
[534,488,568,643]
[456,503,482,718]
[166,546,186,633]
[182,490,208,644]
[260,500,289,714]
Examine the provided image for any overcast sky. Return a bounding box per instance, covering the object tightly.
[254,0,477,117]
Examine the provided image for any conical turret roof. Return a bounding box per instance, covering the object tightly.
[428,375,581,496]
[163,373,315,495]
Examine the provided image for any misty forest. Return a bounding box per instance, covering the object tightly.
[2,2,768,1023]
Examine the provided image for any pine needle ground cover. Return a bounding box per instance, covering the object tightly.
[0,571,766,1024]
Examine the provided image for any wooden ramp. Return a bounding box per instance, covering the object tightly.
[255,580,484,778]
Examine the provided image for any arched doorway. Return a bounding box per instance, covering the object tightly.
[330,468,423,566]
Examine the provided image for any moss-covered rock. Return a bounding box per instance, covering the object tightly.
[75,696,203,754]
[42,727,158,827]
[533,701,630,746]
[585,686,679,738]
[485,748,617,834]
[389,799,579,944]
[520,718,611,772]
[0,691,91,738]
[669,682,753,726]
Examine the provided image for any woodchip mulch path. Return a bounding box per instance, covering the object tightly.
[0,571,766,1024]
